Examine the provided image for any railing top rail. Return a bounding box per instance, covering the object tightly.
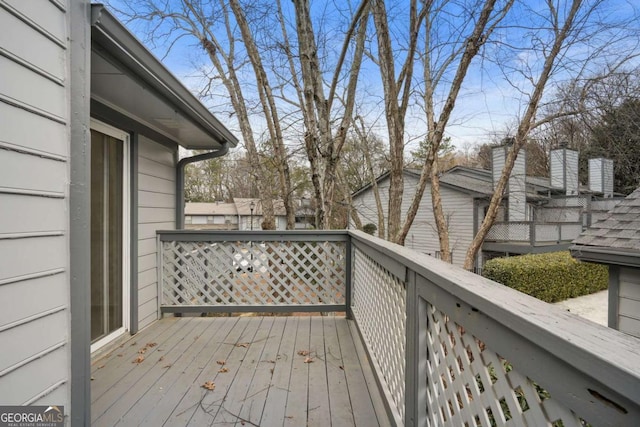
[157,229,350,242]
[348,230,640,408]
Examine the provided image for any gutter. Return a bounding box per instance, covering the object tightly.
[176,143,230,228]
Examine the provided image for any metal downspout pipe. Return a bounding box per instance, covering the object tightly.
[175,142,230,228]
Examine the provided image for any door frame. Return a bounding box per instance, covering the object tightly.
[90,119,131,353]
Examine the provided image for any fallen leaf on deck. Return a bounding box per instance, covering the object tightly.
[304,357,314,364]
[146,342,157,348]
[91,376,95,381]
[216,360,226,365]
[339,365,344,370]
[97,365,105,369]
[130,342,137,346]
[236,343,249,348]
[133,355,145,364]
[159,356,164,362]
[163,364,172,368]
[116,354,123,357]
[297,350,310,357]
[218,367,229,373]
[202,381,216,390]
[138,348,146,354]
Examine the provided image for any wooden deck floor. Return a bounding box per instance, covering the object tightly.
[91,316,388,426]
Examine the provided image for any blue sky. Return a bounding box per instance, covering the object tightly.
[105,0,640,152]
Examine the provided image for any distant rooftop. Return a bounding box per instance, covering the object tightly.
[573,187,640,251]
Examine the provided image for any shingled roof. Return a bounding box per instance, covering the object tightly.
[573,188,640,251]
[571,187,640,268]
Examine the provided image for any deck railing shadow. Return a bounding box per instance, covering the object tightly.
[157,230,640,427]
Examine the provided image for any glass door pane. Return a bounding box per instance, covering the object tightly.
[91,129,124,343]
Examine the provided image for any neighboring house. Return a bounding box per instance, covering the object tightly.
[184,201,239,230]
[352,144,621,270]
[0,3,237,423]
[571,187,640,339]
[185,198,315,230]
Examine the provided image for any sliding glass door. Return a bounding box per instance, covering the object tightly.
[90,122,129,346]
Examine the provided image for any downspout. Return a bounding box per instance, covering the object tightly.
[176,142,230,228]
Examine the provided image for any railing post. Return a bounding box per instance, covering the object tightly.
[530,221,535,245]
[405,270,426,426]
[156,233,163,320]
[345,232,353,319]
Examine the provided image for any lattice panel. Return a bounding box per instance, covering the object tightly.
[352,247,406,422]
[161,240,346,306]
[425,302,584,427]
[534,224,560,242]
[486,223,530,242]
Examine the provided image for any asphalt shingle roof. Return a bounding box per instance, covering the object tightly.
[573,187,640,251]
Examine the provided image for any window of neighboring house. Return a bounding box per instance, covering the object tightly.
[185,216,192,224]
[225,215,238,224]
[207,215,215,223]
[192,215,207,225]
[435,251,453,263]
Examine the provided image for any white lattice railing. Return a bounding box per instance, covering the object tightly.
[348,231,640,427]
[485,222,583,245]
[155,230,640,426]
[157,231,348,313]
[352,245,407,422]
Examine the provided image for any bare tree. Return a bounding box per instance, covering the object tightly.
[464,0,640,269]
[283,0,370,228]
[372,0,512,261]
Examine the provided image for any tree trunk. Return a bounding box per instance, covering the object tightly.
[463,0,583,270]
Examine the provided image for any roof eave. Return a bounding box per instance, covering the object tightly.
[570,245,640,268]
[90,5,238,148]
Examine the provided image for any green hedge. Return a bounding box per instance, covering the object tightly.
[482,251,608,303]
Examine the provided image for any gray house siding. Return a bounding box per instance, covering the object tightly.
[618,267,640,338]
[137,136,176,329]
[353,174,475,268]
[0,0,70,408]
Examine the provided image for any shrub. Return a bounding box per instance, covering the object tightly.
[482,251,608,303]
[362,223,377,235]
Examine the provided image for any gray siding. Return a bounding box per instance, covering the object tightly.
[353,174,475,268]
[618,267,640,338]
[0,0,70,407]
[137,136,176,330]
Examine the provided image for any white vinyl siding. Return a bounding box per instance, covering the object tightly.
[353,173,475,268]
[0,0,69,408]
[137,136,176,330]
[618,267,640,338]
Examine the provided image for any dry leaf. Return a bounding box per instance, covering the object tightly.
[236,343,249,348]
[304,357,314,364]
[116,354,123,358]
[97,365,105,369]
[270,368,274,374]
[216,360,226,365]
[218,367,229,373]
[158,356,164,362]
[163,364,172,368]
[339,366,344,370]
[138,348,146,354]
[202,381,216,391]
[133,355,145,364]
[297,350,310,357]
[91,376,95,381]
[130,342,137,346]
[146,342,157,348]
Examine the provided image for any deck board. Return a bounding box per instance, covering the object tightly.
[91,316,386,426]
